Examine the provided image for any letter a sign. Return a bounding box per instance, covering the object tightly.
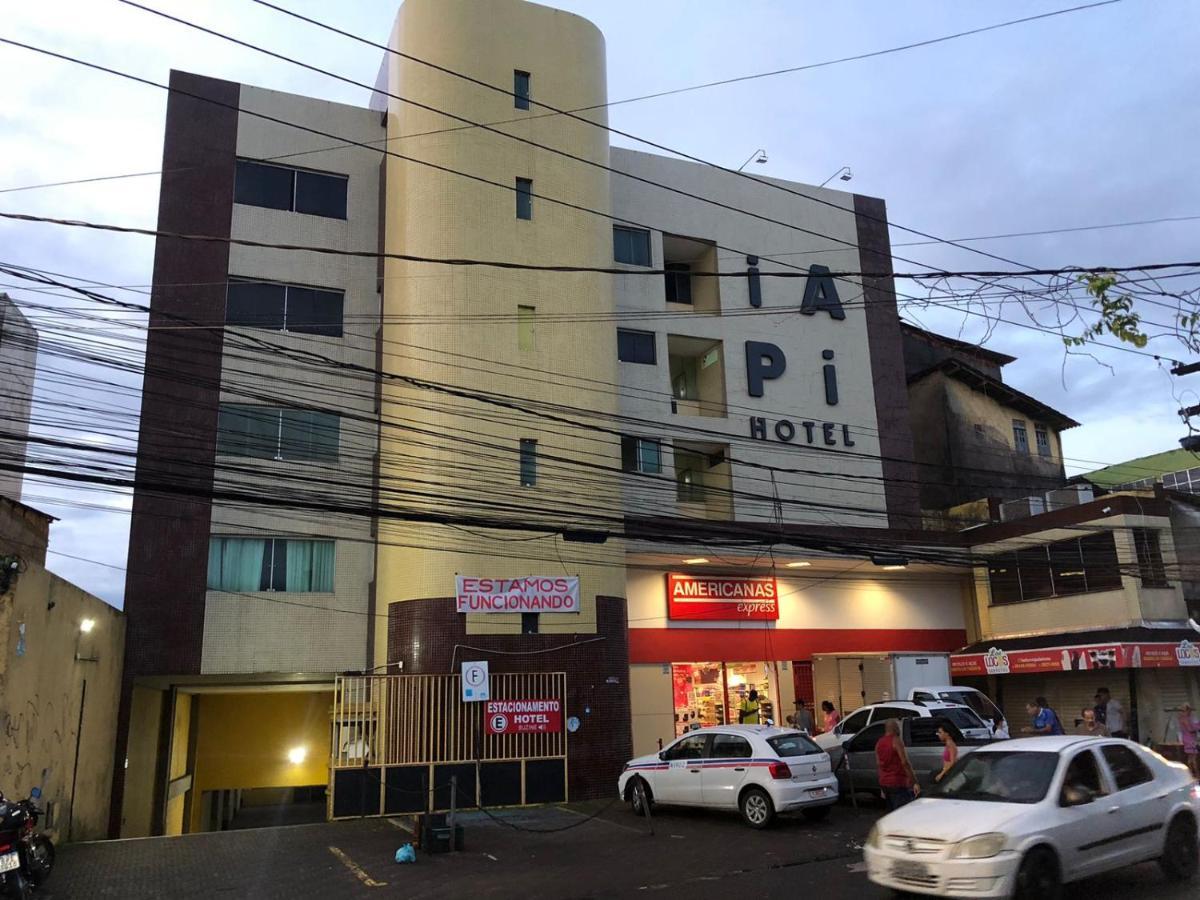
[461,660,490,702]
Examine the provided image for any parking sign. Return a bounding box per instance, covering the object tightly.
[461,660,489,702]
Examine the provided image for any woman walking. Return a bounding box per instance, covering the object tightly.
[821,700,841,733]
[1179,703,1199,778]
[935,723,958,783]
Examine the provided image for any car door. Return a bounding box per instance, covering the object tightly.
[701,732,754,809]
[1052,748,1122,880]
[905,718,948,788]
[1096,743,1167,864]
[842,722,887,793]
[656,733,710,805]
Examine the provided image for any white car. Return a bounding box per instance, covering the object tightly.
[864,736,1200,898]
[618,726,838,829]
[815,701,992,765]
[910,685,1006,733]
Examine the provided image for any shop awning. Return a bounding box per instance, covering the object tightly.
[952,627,1200,676]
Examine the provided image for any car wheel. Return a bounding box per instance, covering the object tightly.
[1159,814,1199,881]
[1013,847,1061,900]
[629,778,652,818]
[739,787,775,829]
[801,805,831,823]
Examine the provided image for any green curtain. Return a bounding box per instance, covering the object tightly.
[283,540,335,592]
[312,541,335,592]
[208,538,267,591]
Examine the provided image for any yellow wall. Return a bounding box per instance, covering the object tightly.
[629,664,674,757]
[120,686,164,838]
[375,0,625,648]
[0,559,124,842]
[943,376,1064,463]
[188,691,331,833]
[163,693,193,836]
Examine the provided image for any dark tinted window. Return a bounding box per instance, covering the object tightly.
[1101,744,1154,790]
[1016,546,1053,600]
[665,734,709,760]
[988,532,1123,605]
[294,170,347,219]
[1060,750,1104,801]
[617,329,656,364]
[873,706,920,722]
[840,709,871,735]
[846,722,887,753]
[940,708,984,732]
[909,718,955,746]
[710,734,752,759]
[286,286,344,336]
[280,409,340,461]
[1080,533,1122,592]
[1049,539,1087,597]
[1133,529,1168,587]
[987,553,1022,604]
[665,263,693,304]
[519,438,537,486]
[234,160,294,210]
[613,226,652,266]
[516,177,533,220]
[513,70,531,109]
[217,405,279,458]
[767,732,823,757]
[226,280,286,329]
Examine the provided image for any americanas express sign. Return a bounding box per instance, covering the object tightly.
[456,576,580,614]
[666,574,779,621]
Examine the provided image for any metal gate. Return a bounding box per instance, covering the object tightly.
[328,672,567,819]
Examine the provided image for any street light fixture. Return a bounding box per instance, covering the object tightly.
[736,149,768,172]
[819,166,853,188]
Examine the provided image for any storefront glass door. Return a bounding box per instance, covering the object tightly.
[672,662,776,735]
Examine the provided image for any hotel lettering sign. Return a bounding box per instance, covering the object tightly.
[456,576,580,614]
[666,574,780,621]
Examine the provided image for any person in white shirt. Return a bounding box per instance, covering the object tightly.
[1097,687,1128,738]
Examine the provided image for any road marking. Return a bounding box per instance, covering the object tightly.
[328,846,387,888]
[554,805,644,834]
[845,861,868,873]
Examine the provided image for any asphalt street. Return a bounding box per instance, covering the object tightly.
[41,800,1197,899]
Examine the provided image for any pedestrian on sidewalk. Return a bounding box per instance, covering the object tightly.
[1022,697,1064,735]
[876,719,920,809]
[821,700,841,733]
[791,700,816,734]
[739,688,760,724]
[1096,688,1128,738]
[1074,707,1110,737]
[1178,703,1199,777]
[934,723,958,782]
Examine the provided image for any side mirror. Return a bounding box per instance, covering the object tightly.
[657,750,667,761]
[1061,785,1094,807]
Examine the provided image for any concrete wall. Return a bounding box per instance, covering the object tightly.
[0,559,124,842]
[1169,501,1200,616]
[0,295,38,502]
[118,686,164,838]
[202,85,384,675]
[0,497,50,567]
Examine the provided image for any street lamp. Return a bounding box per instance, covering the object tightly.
[819,166,853,187]
[736,149,768,172]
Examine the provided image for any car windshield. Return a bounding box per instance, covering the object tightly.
[926,751,1059,804]
[767,732,823,757]
[939,707,986,730]
[939,691,995,720]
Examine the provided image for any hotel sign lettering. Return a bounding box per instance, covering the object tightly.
[666,574,780,621]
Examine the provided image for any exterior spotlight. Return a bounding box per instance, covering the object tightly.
[80,618,96,634]
[287,746,307,765]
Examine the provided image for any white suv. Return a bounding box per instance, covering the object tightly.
[815,701,992,765]
[618,726,837,829]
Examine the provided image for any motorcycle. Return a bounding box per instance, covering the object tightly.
[0,788,54,898]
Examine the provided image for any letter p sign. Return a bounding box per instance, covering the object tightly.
[745,341,786,397]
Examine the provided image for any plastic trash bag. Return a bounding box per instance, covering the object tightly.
[395,844,416,864]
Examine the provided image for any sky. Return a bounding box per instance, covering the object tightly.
[1,0,1198,607]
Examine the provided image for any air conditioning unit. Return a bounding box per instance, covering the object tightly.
[1000,495,1046,522]
[1045,485,1095,510]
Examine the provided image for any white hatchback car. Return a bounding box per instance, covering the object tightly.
[618,726,838,829]
[864,736,1200,898]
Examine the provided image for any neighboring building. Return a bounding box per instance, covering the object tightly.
[904,323,1079,511]
[0,495,124,841]
[951,489,1199,752]
[116,0,1091,834]
[0,293,38,502]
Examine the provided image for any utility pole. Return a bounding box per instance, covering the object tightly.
[1172,361,1200,450]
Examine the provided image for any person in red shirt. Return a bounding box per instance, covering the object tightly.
[876,718,921,810]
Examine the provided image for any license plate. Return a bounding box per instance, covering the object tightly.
[808,787,829,797]
[892,859,930,880]
[0,852,18,874]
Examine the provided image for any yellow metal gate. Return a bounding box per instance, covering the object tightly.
[328,672,567,819]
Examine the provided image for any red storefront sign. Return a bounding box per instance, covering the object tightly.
[951,639,1200,676]
[484,699,562,735]
[666,574,779,621]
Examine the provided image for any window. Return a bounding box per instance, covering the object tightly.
[675,456,705,503]
[519,438,538,486]
[1012,419,1029,453]
[664,263,693,304]
[513,70,531,110]
[664,734,709,761]
[872,706,920,723]
[521,612,539,634]
[846,722,887,753]
[515,177,533,220]
[517,305,536,351]
[987,532,1123,605]
[1133,528,1168,587]
[217,405,340,461]
[613,226,652,266]
[766,733,822,757]
[234,159,347,219]
[1035,425,1051,457]
[1060,750,1105,803]
[1101,744,1153,790]
[620,436,662,474]
[709,734,752,759]
[226,279,344,336]
[617,329,656,364]
[207,537,334,592]
[840,708,871,735]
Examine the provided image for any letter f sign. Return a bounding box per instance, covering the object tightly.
[745,341,786,397]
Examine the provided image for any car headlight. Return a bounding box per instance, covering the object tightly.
[866,825,881,849]
[950,833,1006,859]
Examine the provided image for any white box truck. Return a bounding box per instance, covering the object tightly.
[812,652,951,717]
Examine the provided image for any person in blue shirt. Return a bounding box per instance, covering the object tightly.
[1022,697,1065,735]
